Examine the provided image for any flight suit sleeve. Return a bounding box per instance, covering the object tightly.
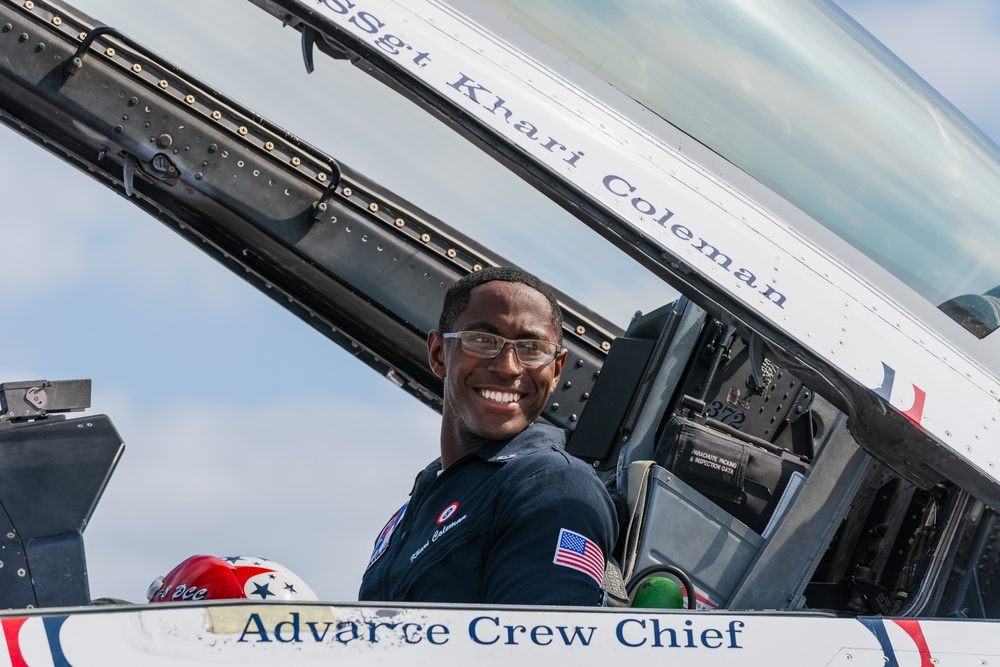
[482,454,618,605]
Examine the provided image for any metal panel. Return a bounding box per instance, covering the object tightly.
[0,415,124,607]
[0,0,620,430]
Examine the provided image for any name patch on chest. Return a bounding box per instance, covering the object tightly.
[410,513,469,563]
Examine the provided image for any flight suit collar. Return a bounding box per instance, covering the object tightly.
[471,423,566,464]
[410,424,566,505]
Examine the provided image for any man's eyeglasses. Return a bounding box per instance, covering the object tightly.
[442,331,562,367]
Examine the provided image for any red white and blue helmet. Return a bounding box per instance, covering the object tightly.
[146,555,318,603]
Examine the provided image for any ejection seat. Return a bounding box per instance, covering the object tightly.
[567,299,820,609]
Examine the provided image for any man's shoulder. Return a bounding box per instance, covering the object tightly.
[484,423,566,463]
[490,427,616,529]
[496,426,602,481]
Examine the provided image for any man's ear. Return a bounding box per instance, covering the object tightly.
[549,347,568,393]
[427,329,447,379]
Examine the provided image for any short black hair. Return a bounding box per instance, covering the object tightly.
[439,266,563,342]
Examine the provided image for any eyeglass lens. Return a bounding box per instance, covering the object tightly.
[448,332,558,366]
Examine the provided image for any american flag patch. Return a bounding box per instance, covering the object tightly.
[552,528,604,585]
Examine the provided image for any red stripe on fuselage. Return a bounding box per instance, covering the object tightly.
[892,619,933,667]
[2,617,29,667]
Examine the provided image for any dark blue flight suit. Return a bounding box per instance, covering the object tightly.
[358,424,617,605]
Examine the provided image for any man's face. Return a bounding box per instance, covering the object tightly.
[428,281,566,449]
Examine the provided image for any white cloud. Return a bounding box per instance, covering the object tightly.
[0,129,253,316]
[83,393,441,602]
[0,136,99,292]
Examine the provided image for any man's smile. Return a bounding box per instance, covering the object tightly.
[477,388,523,404]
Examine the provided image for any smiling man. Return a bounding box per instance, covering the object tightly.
[358,267,618,605]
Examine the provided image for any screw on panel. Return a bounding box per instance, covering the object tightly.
[264,141,274,151]
[420,234,431,243]
[576,325,586,335]
[52,16,62,26]
[473,264,483,271]
[317,172,327,182]
[104,47,115,57]
[601,341,611,351]
[342,187,352,197]
[238,125,248,136]
[211,110,221,120]
[131,63,141,73]
[385,369,405,388]
[17,568,25,577]
[369,202,379,212]
[447,249,457,258]
[6,532,14,539]
[158,79,168,89]
[185,94,195,104]
[25,1,34,9]
[394,218,405,228]
[78,31,86,40]
[291,156,301,166]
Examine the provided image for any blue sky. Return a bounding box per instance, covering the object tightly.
[1,0,998,602]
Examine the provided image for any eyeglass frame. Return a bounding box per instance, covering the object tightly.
[441,331,564,368]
